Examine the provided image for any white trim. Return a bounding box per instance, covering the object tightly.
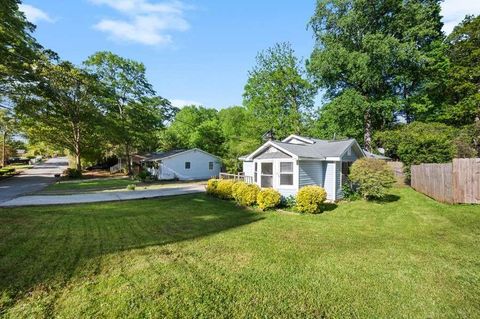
[282,134,314,144]
[246,141,298,160]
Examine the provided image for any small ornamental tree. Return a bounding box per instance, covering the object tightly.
[349,158,395,200]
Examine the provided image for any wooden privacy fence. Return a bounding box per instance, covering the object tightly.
[411,158,480,204]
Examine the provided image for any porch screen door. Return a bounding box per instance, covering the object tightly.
[261,162,273,187]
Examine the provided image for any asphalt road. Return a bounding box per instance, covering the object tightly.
[0,157,68,204]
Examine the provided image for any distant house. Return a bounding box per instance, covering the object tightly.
[240,134,365,201]
[141,148,221,180]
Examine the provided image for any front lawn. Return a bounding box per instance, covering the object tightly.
[0,188,479,318]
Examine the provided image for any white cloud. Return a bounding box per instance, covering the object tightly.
[170,99,202,108]
[90,0,191,46]
[441,0,480,34]
[19,4,53,24]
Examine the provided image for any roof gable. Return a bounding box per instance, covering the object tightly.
[244,135,365,160]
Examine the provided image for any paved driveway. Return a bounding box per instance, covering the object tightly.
[0,157,68,204]
[0,184,205,207]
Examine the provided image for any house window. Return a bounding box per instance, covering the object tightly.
[260,162,273,187]
[208,162,214,170]
[185,162,191,169]
[280,162,293,185]
[254,162,258,182]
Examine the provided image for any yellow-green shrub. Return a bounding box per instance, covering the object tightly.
[257,188,281,211]
[206,179,220,196]
[234,183,260,206]
[231,181,246,199]
[215,179,237,199]
[295,185,327,214]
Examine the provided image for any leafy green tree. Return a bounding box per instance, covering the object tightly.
[85,52,172,174]
[444,15,480,124]
[15,60,104,171]
[374,122,457,177]
[308,0,443,148]
[159,105,225,156]
[0,0,42,99]
[244,42,315,139]
[218,106,260,172]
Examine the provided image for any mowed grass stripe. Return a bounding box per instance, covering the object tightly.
[0,189,479,318]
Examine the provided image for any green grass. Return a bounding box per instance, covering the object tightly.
[0,188,479,318]
[45,178,138,192]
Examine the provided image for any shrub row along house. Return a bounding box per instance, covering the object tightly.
[240,135,365,201]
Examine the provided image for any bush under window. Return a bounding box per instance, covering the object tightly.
[257,188,281,211]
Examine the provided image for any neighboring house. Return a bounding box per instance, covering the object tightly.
[240,135,365,201]
[141,149,221,180]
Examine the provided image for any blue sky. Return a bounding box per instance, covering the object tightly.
[20,0,480,109]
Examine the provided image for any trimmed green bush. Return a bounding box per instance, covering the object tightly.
[126,184,136,191]
[295,185,327,214]
[234,183,260,206]
[257,188,281,211]
[215,179,237,199]
[349,158,396,200]
[206,179,220,196]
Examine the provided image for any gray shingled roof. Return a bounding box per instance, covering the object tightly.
[274,139,356,158]
[247,137,359,160]
[142,149,187,162]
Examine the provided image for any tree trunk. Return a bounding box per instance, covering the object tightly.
[125,143,132,175]
[2,131,6,167]
[364,109,372,151]
[75,153,82,171]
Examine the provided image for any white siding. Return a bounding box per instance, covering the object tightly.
[252,158,298,197]
[161,150,220,180]
[243,161,254,178]
[299,161,324,188]
[324,161,337,200]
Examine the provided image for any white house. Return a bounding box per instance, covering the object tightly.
[141,148,221,180]
[240,135,365,201]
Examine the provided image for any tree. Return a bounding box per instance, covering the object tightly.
[374,122,457,177]
[85,51,171,175]
[0,108,17,166]
[444,15,480,124]
[15,60,105,171]
[243,42,315,139]
[0,0,42,99]
[308,0,443,148]
[159,105,225,156]
[218,106,260,172]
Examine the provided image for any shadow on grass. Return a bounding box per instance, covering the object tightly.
[320,203,338,212]
[372,194,401,203]
[0,194,263,303]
